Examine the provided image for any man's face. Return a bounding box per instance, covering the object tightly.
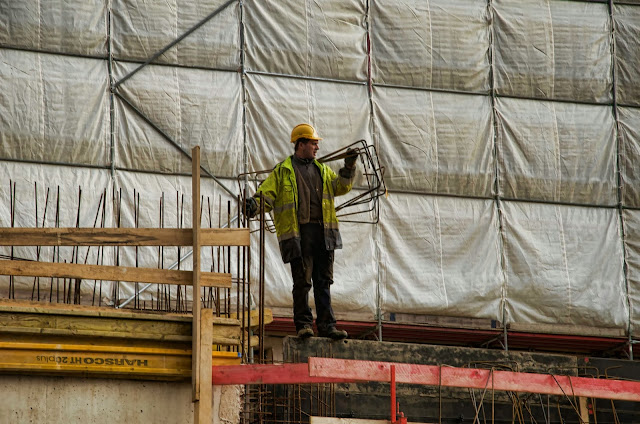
[296,139,319,160]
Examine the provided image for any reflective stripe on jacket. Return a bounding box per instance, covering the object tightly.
[254,156,354,263]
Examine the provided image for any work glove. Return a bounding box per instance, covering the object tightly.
[244,197,258,218]
[344,148,358,169]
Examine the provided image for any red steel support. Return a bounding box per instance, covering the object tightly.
[308,358,640,402]
[390,365,396,423]
[211,357,640,402]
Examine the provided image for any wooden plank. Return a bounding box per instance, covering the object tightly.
[0,227,250,247]
[308,358,640,402]
[1,324,240,346]
[200,228,250,247]
[0,313,191,340]
[230,308,273,328]
[0,299,193,321]
[0,260,231,288]
[200,272,232,288]
[192,145,202,403]
[195,309,213,424]
[0,228,190,246]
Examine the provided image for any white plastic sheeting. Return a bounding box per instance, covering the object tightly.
[614,5,640,107]
[244,0,367,81]
[373,87,494,196]
[502,201,627,328]
[379,194,502,320]
[0,0,107,56]
[493,0,612,103]
[111,0,239,69]
[245,74,371,173]
[1,0,640,336]
[371,0,490,92]
[620,107,640,208]
[496,98,617,205]
[623,210,640,334]
[114,62,243,176]
[0,49,109,166]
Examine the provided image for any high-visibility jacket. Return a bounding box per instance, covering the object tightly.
[254,156,354,263]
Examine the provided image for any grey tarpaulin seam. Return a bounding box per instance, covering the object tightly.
[240,0,248,181]
[488,0,509,352]
[239,0,253,364]
[245,69,367,86]
[608,0,634,360]
[546,0,555,98]
[107,6,115,178]
[374,80,628,108]
[365,0,383,342]
[0,44,107,60]
[106,59,235,74]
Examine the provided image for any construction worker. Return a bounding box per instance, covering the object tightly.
[245,123,357,340]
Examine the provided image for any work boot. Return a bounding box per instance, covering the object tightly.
[320,327,348,340]
[297,326,314,339]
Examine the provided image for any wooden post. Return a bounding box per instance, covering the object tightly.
[192,146,201,403]
[195,309,214,423]
[579,397,590,424]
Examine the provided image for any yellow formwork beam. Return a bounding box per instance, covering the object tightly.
[0,339,240,380]
[0,301,243,381]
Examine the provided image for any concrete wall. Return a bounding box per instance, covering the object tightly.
[0,375,241,424]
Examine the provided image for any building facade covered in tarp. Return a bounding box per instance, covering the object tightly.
[1,0,640,338]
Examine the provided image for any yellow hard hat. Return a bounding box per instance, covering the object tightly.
[290,123,322,143]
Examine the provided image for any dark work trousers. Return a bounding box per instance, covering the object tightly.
[290,223,336,333]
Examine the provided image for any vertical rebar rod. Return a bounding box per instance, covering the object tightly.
[259,193,265,363]
[114,187,122,307]
[97,188,107,307]
[157,194,162,310]
[71,186,82,304]
[89,192,105,305]
[134,189,140,309]
[39,186,50,300]
[9,180,15,299]
[207,196,214,310]
[51,185,60,303]
[30,182,40,301]
[162,192,167,311]
[227,200,232,317]
[237,194,242,354]
[178,191,184,311]
[217,195,222,316]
